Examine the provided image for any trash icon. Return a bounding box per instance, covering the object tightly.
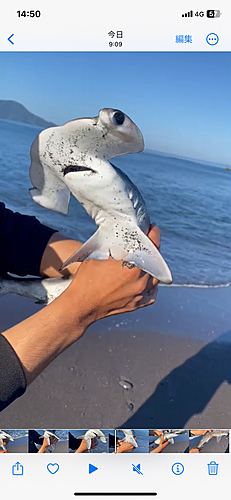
[208,461,219,475]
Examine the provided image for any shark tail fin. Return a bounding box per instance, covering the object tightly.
[122,226,172,284]
[60,225,172,284]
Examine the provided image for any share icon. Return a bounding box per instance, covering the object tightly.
[132,463,143,475]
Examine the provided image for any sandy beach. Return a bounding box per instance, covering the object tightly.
[3,435,28,453]
[189,433,229,453]
[0,285,230,429]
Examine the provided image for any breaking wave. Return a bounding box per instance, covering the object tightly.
[160,282,231,289]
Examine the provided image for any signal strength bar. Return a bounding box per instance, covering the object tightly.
[182,10,193,17]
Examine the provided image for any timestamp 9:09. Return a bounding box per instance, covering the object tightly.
[109,42,122,47]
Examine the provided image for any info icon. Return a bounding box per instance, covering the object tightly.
[172,463,184,475]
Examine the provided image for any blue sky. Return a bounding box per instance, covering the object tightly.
[0,52,230,165]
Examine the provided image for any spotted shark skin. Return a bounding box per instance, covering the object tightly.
[154,429,187,446]
[197,430,229,449]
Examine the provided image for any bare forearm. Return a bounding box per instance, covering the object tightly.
[38,443,48,453]
[1,289,90,385]
[150,442,169,453]
[1,227,161,390]
[40,232,83,277]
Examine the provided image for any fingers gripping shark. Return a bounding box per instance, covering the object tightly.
[29,109,172,284]
[154,429,187,445]
[79,429,107,450]
[197,430,229,450]
[120,429,138,448]
[38,430,60,452]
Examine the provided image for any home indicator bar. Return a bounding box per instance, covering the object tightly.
[74,494,158,497]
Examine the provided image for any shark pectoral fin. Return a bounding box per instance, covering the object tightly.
[87,440,91,450]
[30,139,70,214]
[216,436,222,443]
[130,437,138,448]
[169,439,174,445]
[122,228,172,284]
[60,230,109,270]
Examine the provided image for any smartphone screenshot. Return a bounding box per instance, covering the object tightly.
[0,1,230,499]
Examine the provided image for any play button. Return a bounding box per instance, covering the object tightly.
[89,464,98,474]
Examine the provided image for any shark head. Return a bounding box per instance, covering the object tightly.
[29,108,144,214]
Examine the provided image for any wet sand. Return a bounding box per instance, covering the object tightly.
[189,433,229,453]
[149,432,189,453]
[0,286,230,430]
[4,436,28,453]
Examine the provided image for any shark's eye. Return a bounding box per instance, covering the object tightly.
[112,111,125,126]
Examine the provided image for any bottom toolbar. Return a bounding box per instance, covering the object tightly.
[0,453,229,500]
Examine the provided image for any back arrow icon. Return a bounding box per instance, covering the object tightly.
[8,34,14,45]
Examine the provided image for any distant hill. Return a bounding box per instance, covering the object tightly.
[0,100,55,128]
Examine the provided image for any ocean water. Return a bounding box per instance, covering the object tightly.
[5,429,28,439]
[0,118,230,287]
[4,429,68,441]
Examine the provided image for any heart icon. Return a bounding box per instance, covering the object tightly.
[47,463,59,474]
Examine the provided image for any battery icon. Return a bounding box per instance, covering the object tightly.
[207,10,222,18]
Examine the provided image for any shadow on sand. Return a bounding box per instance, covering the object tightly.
[121,331,231,428]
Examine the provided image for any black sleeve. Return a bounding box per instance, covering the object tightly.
[0,202,58,276]
[69,432,82,451]
[29,430,42,452]
[0,334,27,411]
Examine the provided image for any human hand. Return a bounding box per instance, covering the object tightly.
[159,432,170,448]
[116,437,137,453]
[0,438,9,453]
[189,448,200,453]
[190,430,212,437]
[150,432,169,453]
[3,225,161,387]
[66,225,160,326]
[75,438,98,453]
[38,436,58,453]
